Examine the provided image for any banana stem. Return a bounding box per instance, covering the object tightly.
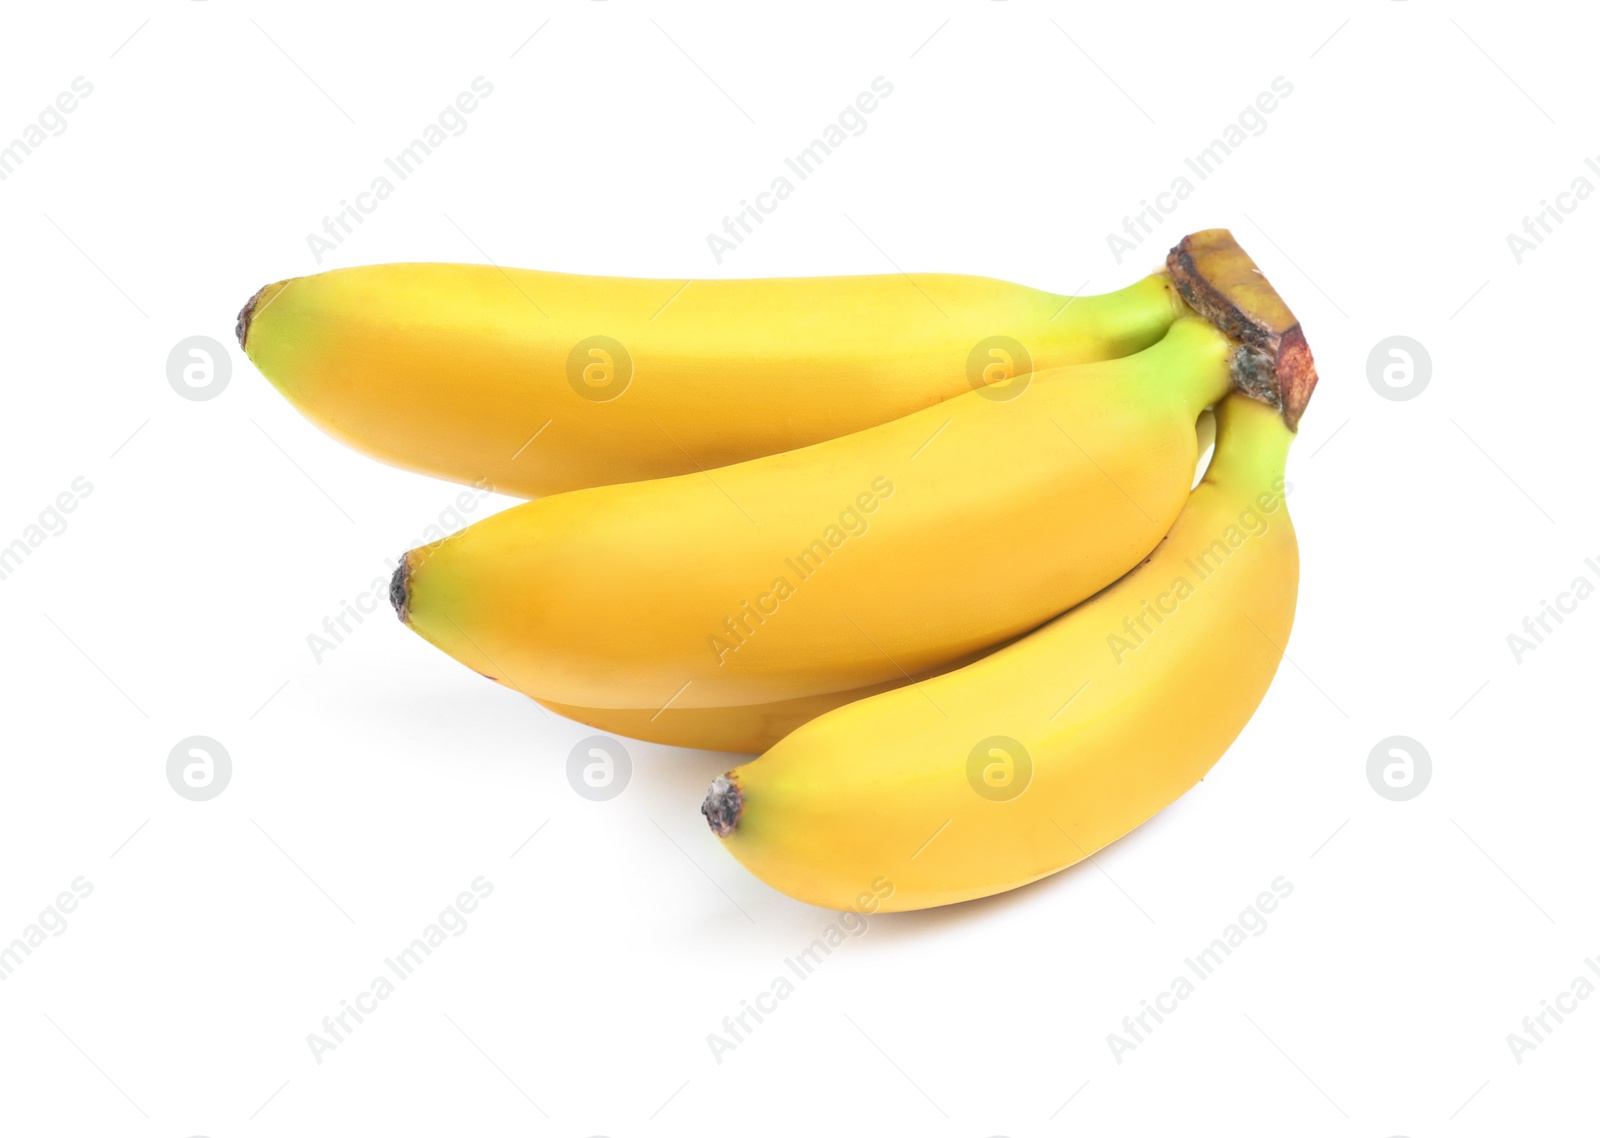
[1166,230,1319,430]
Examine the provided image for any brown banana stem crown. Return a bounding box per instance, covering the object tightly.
[1166,229,1319,430]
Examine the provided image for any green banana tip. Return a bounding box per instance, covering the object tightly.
[702,775,743,837]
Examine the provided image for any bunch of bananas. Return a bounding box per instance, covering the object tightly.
[241,228,1317,913]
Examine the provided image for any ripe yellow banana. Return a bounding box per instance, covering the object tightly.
[237,264,1181,497]
[699,228,1320,912]
[539,413,1217,753]
[702,391,1302,911]
[392,317,1234,710]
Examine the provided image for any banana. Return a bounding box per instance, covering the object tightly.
[699,229,1320,912]
[391,317,1234,710]
[702,392,1302,911]
[237,264,1181,497]
[539,413,1218,753]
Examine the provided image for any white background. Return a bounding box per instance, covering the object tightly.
[1,1,1594,1134]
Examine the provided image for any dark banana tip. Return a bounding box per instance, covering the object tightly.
[702,775,743,837]
[236,285,268,349]
[389,557,411,623]
[236,280,291,350]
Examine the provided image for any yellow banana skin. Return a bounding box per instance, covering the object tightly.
[538,413,1215,754]
[394,319,1235,711]
[537,638,1013,753]
[540,679,922,756]
[238,264,1181,497]
[704,393,1299,912]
